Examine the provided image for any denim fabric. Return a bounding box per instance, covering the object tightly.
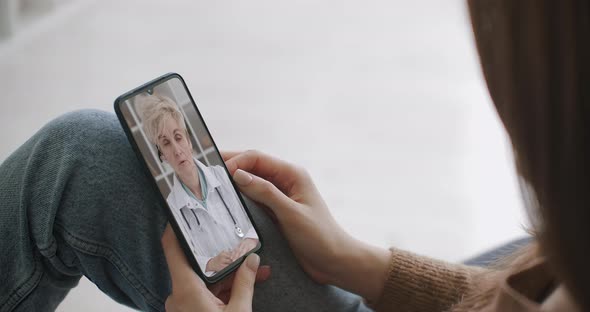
[0,110,371,312]
[463,237,533,267]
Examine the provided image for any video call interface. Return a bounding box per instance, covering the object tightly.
[120,77,260,277]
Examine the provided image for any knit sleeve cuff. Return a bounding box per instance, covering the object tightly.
[374,247,480,312]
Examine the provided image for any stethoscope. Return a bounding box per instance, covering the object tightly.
[157,144,245,239]
[180,187,245,238]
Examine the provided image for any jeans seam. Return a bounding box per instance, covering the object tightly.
[54,222,164,311]
[37,239,55,253]
[0,255,44,312]
[37,233,83,276]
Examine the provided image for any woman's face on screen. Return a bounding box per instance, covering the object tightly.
[157,116,194,176]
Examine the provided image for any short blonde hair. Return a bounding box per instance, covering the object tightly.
[135,94,188,146]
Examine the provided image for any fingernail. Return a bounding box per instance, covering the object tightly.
[233,169,253,186]
[246,253,260,271]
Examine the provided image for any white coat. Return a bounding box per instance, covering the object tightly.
[167,158,258,276]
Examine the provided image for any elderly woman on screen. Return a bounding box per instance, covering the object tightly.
[137,94,258,276]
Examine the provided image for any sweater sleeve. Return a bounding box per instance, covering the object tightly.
[374,247,486,312]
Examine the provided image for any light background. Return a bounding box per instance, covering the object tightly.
[0,0,528,311]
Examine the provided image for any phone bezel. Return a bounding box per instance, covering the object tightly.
[113,72,263,284]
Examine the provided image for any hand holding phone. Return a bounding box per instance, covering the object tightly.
[161,224,270,311]
[224,150,391,304]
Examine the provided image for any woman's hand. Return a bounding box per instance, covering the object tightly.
[162,224,271,311]
[223,150,391,303]
[231,238,259,261]
[207,251,234,273]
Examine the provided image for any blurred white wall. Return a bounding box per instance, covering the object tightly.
[0,0,75,38]
[0,0,528,311]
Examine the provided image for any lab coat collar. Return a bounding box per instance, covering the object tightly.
[169,157,222,211]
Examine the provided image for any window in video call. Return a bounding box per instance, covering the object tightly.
[119,77,260,277]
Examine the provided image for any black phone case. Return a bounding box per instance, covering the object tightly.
[113,72,263,284]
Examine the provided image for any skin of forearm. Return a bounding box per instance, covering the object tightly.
[328,236,391,304]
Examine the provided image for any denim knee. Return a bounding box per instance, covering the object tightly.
[38,109,130,164]
[0,109,169,311]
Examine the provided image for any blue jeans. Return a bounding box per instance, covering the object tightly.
[0,110,370,312]
[463,237,532,267]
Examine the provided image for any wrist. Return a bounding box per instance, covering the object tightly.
[329,236,391,303]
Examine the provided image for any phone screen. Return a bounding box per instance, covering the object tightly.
[116,74,261,280]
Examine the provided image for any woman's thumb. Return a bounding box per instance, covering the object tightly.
[232,169,293,216]
[226,253,260,311]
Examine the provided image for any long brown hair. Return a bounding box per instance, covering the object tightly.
[462,0,590,309]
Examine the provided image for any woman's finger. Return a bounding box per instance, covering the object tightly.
[161,224,200,289]
[209,265,272,298]
[220,150,242,161]
[225,150,302,193]
[232,169,296,219]
[226,253,260,311]
[161,224,212,304]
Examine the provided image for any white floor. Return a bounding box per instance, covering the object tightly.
[0,1,528,311]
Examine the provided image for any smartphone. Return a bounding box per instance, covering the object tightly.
[114,73,262,284]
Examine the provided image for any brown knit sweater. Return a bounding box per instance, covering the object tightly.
[372,248,570,312]
[374,248,486,312]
